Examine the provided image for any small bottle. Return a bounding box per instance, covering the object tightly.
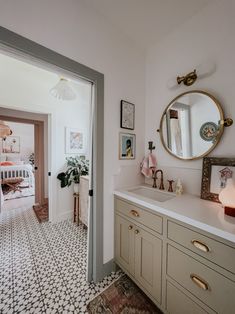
[176,179,183,195]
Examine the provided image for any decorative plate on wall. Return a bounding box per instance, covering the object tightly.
[200,122,219,142]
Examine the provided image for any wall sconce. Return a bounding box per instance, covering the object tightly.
[167,61,216,89]
[177,69,197,86]
[219,178,235,217]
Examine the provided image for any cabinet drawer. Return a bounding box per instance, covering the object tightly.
[166,281,211,314]
[167,245,235,314]
[167,220,235,274]
[115,198,162,234]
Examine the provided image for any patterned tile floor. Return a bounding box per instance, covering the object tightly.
[0,200,120,313]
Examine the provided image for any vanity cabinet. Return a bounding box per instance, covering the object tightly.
[115,199,162,304]
[114,196,235,314]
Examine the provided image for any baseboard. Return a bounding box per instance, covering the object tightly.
[57,209,73,222]
[102,259,115,277]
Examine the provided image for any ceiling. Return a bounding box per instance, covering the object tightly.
[85,0,212,51]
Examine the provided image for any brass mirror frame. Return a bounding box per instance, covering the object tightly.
[159,90,224,161]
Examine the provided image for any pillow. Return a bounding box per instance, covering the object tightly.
[0,155,6,162]
[14,160,24,165]
[6,156,21,162]
[0,161,15,166]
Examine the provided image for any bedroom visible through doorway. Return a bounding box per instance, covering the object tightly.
[0,119,35,211]
[0,112,49,221]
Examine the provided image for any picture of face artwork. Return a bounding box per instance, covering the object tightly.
[119,133,136,160]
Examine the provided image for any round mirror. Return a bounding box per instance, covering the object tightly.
[159,91,224,160]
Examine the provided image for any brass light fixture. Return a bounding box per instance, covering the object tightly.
[177,69,197,86]
[167,61,216,89]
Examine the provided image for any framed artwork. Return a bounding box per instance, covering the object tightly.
[119,132,136,160]
[2,136,20,153]
[120,100,135,130]
[201,157,235,202]
[65,127,86,154]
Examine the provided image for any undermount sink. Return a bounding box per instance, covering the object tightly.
[128,186,175,202]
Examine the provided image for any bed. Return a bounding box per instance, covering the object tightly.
[0,164,35,203]
[0,164,34,187]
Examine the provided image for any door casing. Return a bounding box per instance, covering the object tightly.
[0,26,105,282]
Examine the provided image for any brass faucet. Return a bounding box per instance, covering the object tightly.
[152,169,165,190]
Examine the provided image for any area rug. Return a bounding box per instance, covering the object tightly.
[87,274,162,314]
[33,202,48,223]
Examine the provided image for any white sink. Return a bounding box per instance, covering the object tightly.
[128,186,175,202]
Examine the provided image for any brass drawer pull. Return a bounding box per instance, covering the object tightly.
[130,210,139,217]
[128,225,133,230]
[135,229,140,234]
[191,240,210,253]
[190,274,209,291]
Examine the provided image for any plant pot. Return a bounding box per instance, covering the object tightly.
[73,183,79,194]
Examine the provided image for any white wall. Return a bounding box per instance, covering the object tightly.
[145,0,235,195]
[0,0,146,263]
[0,121,34,162]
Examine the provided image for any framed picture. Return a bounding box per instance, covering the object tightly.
[120,100,135,130]
[65,127,86,154]
[2,136,20,153]
[201,157,235,202]
[119,132,136,160]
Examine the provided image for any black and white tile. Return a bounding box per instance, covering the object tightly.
[0,202,121,313]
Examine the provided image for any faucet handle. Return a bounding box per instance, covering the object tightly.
[167,180,175,192]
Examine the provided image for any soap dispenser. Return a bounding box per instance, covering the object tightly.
[176,179,183,195]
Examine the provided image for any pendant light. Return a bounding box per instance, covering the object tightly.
[0,120,12,138]
[50,78,76,101]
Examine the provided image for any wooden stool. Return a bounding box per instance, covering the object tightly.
[73,193,79,224]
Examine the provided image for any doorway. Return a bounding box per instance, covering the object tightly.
[0,112,49,221]
[0,26,105,282]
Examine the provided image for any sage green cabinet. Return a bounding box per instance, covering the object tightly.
[115,212,162,304]
[135,226,162,304]
[114,196,235,314]
[115,214,135,275]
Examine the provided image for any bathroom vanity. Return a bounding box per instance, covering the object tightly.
[114,186,235,314]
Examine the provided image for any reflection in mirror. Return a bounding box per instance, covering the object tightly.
[160,92,224,160]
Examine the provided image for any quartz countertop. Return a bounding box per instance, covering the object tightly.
[114,185,235,245]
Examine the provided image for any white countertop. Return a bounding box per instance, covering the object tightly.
[114,185,235,245]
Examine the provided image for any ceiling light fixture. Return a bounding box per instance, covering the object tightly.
[0,120,12,138]
[50,78,76,101]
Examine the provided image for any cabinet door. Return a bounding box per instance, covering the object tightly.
[135,227,162,304]
[115,214,135,275]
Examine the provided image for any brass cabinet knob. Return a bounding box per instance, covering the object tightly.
[190,274,209,291]
[191,240,210,253]
[134,229,140,234]
[130,210,140,217]
[128,225,133,230]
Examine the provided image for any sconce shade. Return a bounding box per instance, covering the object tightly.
[219,178,235,217]
[50,78,76,101]
[0,120,11,138]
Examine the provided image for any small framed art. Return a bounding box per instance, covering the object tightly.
[120,100,135,130]
[2,136,20,153]
[65,127,86,154]
[201,157,235,202]
[119,132,136,160]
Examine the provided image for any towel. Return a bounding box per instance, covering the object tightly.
[141,153,157,178]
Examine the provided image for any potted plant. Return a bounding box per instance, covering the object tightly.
[57,156,89,193]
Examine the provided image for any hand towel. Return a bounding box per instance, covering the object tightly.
[141,153,157,178]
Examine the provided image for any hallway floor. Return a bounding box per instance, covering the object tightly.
[0,204,119,313]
